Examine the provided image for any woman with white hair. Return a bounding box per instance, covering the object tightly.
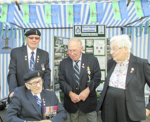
[96,35,150,122]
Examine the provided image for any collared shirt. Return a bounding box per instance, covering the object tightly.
[72,53,82,72]
[27,45,37,68]
[109,55,130,89]
[31,92,41,100]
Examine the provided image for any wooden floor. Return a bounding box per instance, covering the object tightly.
[1,108,150,122]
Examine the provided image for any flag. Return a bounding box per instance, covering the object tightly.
[23,5,29,23]
[96,3,104,22]
[90,3,97,23]
[144,20,149,34]
[139,23,143,36]
[112,1,121,20]
[0,4,8,22]
[130,27,133,35]
[136,26,139,37]
[22,29,26,46]
[119,0,128,19]
[29,5,37,23]
[123,27,126,34]
[141,0,150,16]
[1,23,4,36]
[7,4,15,23]
[67,4,81,24]
[127,27,130,35]
[45,5,59,24]
[135,0,144,17]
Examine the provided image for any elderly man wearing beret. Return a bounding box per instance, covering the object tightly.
[7,29,51,100]
[6,70,67,122]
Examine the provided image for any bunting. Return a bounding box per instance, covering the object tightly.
[139,23,143,36]
[23,5,29,23]
[135,0,144,17]
[119,0,128,19]
[144,20,149,34]
[141,0,150,16]
[29,5,37,23]
[136,26,139,37]
[67,4,81,24]
[0,4,8,22]
[112,1,121,20]
[90,3,97,23]
[96,3,104,22]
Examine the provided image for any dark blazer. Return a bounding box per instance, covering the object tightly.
[7,46,51,93]
[96,53,150,121]
[6,86,67,122]
[59,53,101,113]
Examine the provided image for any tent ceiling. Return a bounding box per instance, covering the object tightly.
[0,0,150,29]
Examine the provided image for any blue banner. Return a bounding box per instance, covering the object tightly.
[74,4,81,23]
[119,0,129,19]
[141,0,150,16]
[29,5,37,23]
[51,5,59,24]
[96,3,104,22]
[7,4,15,23]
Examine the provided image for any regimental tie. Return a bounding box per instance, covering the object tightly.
[30,51,35,71]
[74,60,80,89]
[34,95,42,113]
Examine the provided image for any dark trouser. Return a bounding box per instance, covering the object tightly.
[101,87,140,122]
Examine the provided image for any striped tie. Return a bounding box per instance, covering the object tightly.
[74,60,80,89]
[30,51,35,71]
[34,95,42,112]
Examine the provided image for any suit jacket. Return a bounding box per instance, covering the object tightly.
[59,53,101,113]
[7,46,51,93]
[6,86,67,122]
[96,53,150,121]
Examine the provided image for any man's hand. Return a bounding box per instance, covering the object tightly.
[79,87,90,101]
[146,109,150,117]
[9,92,14,98]
[46,89,51,91]
[69,91,80,103]
[40,120,52,122]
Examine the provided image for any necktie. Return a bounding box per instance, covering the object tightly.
[74,60,80,89]
[30,51,35,71]
[34,95,42,112]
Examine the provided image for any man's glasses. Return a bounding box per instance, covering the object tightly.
[68,49,79,53]
[27,37,40,40]
[28,79,43,87]
[110,48,122,52]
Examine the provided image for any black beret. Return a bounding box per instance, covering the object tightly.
[23,70,44,82]
[25,29,41,37]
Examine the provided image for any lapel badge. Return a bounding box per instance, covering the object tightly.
[130,68,134,73]
[37,72,40,76]
[82,63,85,68]
[37,55,39,63]
[41,64,45,71]
[25,56,27,60]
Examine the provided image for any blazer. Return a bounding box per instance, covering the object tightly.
[7,46,51,93]
[59,53,101,113]
[6,86,67,122]
[96,53,150,121]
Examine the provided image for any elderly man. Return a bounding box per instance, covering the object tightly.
[59,38,101,122]
[6,70,67,122]
[7,29,51,99]
[96,35,150,122]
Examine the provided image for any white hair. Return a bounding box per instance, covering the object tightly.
[110,35,132,52]
[68,38,82,48]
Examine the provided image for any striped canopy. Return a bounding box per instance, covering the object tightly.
[0,0,150,29]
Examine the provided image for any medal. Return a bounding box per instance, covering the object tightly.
[41,64,45,71]
[87,66,91,82]
[25,56,27,60]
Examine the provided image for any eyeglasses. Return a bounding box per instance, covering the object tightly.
[28,79,43,87]
[110,48,122,52]
[27,37,40,40]
[68,49,79,53]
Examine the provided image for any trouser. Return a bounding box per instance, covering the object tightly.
[66,109,97,122]
[101,86,140,122]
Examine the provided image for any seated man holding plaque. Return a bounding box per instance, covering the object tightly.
[6,70,67,122]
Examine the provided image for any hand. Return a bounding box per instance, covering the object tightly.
[79,87,90,101]
[40,120,52,122]
[146,109,150,117]
[9,92,14,98]
[69,91,80,103]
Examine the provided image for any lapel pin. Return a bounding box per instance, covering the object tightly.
[82,63,85,68]
[130,68,134,73]
[25,56,27,60]
[41,64,45,71]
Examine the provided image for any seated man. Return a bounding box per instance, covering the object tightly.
[6,70,67,122]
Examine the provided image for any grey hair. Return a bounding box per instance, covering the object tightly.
[68,38,82,48]
[110,35,132,52]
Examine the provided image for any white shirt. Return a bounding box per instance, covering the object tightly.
[27,45,37,69]
[31,93,41,100]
